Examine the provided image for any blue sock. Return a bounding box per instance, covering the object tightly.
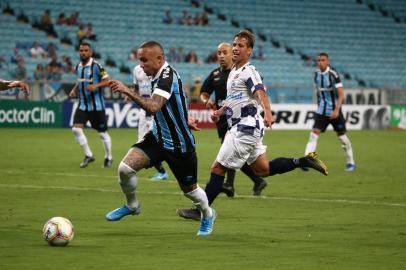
[269,158,299,176]
[204,173,225,205]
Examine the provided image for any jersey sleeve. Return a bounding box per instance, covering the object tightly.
[95,62,109,80]
[243,65,265,93]
[153,66,173,100]
[200,71,214,95]
[331,69,343,88]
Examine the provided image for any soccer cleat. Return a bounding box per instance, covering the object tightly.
[222,183,235,198]
[345,163,356,172]
[80,156,95,168]
[103,158,113,168]
[176,208,201,221]
[105,205,141,221]
[253,179,268,196]
[303,152,328,176]
[300,167,309,172]
[150,172,169,181]
[197,208,216,236]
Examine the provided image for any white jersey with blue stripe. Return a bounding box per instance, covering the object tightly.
[133,65,151,98]
[314,66,343,116]
[225,62,265,137]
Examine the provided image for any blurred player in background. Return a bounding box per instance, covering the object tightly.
[127,61,168,181]
[106,41,216,236]
[303,52,356,172]
[177,30,328,221]
[69,42,113,168]
[0,79,29,93]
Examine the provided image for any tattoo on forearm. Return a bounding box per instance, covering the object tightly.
[126,92,166,114]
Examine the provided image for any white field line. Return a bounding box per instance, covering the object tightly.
[0,169,405,209]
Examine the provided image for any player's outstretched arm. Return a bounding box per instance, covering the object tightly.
[87,78,110,91]
[0,80,30,94]
[110,79,166,114]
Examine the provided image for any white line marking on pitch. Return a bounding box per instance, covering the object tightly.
[0,183,405,208]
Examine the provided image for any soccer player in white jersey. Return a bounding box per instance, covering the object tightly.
[132,64,168,181]
[198,30,329,211]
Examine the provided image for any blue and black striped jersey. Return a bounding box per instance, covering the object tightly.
[150,62,195,153]
[75,58,109,111]
[314,66,343,116]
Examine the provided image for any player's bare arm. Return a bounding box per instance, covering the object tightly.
[69,83,78,98]
[330,87,344,119]
[254,89,275,128]
[110,79,166,114]
[87,78,110,91]
[188,116,201,131]
[0,80,30,94]
[200,92,216,110]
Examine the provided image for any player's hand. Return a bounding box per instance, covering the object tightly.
[188,116,201,131]
[9,81,30,95]
[109,80,128,94]
[205,100,216,110]
[330,110,339,120]
[211,109,222,123]
[87,84,96,91]
[263,111,275,128]
[69,89,77,98]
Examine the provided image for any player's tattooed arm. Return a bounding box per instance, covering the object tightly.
[109,79,166,114]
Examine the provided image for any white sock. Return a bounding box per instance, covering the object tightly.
[305,132,319,155]
[338,134,355,165]
[99,132,112,160]
[72,127,93,157]
[184,186,212,218]
[118,161,139,209]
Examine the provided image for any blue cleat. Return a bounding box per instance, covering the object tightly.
[197,208,216,236]
[345,163,356,172]
[106,205,141,221]
[150,172,169,181]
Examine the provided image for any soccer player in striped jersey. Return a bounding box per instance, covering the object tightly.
[106,41,216,236]
[177,30,328,221]
[69,42,113,168]
[304,52,356,172]
[129,64,168,181]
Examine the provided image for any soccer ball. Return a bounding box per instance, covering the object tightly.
[43,217,74,246]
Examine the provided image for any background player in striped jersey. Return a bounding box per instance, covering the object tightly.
[128,63,169,181]
[177,30,328,221]
[304,52,356,172]
[69,42,113,168]
[106,41,216,236]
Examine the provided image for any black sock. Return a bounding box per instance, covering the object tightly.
[225,169,236,186]
[204,173,225,205]
[241,163,263,184]
[154,163,165,174]
[269,157,299,176]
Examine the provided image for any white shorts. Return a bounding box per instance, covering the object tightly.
[137,110,154,142]
[216,130,267,170]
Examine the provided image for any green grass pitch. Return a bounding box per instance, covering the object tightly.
[0,128,405,270]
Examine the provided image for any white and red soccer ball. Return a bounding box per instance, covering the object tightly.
[43,217,74,246]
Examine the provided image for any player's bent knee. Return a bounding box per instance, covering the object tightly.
[118,161,137,182]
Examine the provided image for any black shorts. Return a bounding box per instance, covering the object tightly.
[133,132,197,186]
[73,108,108,132]
[313,112,347,133]
[217,116,228,143]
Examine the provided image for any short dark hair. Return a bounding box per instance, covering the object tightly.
[234,29,255,48]
[139,41,164,54]
[79,42,92,49]
[319,52,329,58]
